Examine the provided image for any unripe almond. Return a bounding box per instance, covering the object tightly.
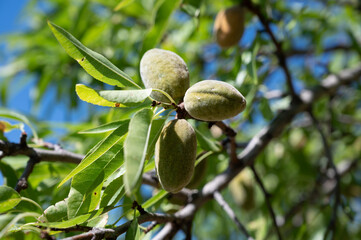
[214,5,245,48]
[184,80,246,121]
[140,48,189,103]
[155,119,197,193]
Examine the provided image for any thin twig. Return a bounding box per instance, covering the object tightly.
[251,166,283,240]
[243,0,296,97]
[308,111,341,240]
[213,191,254,239]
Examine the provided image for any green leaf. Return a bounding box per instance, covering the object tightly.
[36,208,106,229]
[140,0,182,55]
[41,199,68,222]
[76,84,118,107]
[76,84,152,107]
[85,213,108,227]
[100,169,125,208]
[124,108,153,195]
[125,211,140,240]
[142,189,168,209]
[48,21,140,89]
[0,186,21,213]
[59,122,129,187]
[0,108,38,139]
[79,119,130,134]
[99,88,152,106]
[68,143,125,218]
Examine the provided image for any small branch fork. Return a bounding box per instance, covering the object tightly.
[243,0,297,97]
[1,65,361,239]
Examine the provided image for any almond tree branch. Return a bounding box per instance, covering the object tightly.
[0,139,83,164]
[251,165,282,240]
[213,191,254,239]
[243,0,297,97]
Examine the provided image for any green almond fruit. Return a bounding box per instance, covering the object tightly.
[140,48,189,103]
[184,80,246,121]
[155,119,197,193]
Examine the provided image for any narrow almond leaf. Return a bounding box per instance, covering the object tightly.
[100,169,125,208]
[0,186,21,213]
[140,0,182,55]
[67,145,125,218]
[142,189,167,209]
[124,108,153,195]
[76,84,152,107]
[35,208,105,229]
[99,88,152,106]
[59,122,129,187]
[79,120,130,134]
[76,84,119,107]
[48,21,140,88]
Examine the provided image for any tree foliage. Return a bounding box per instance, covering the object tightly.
[1,0,361,239]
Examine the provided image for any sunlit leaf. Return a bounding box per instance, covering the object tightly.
[68,143,125,217]
[100,169,125,208]
[76,84,152,107]
[142,189,168,209]
[76,84,118,107]
[36,208,105,229]
[59,123,129,187]
[79,119,130,134]
[99,88,152,106]
[48,21,140,88]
